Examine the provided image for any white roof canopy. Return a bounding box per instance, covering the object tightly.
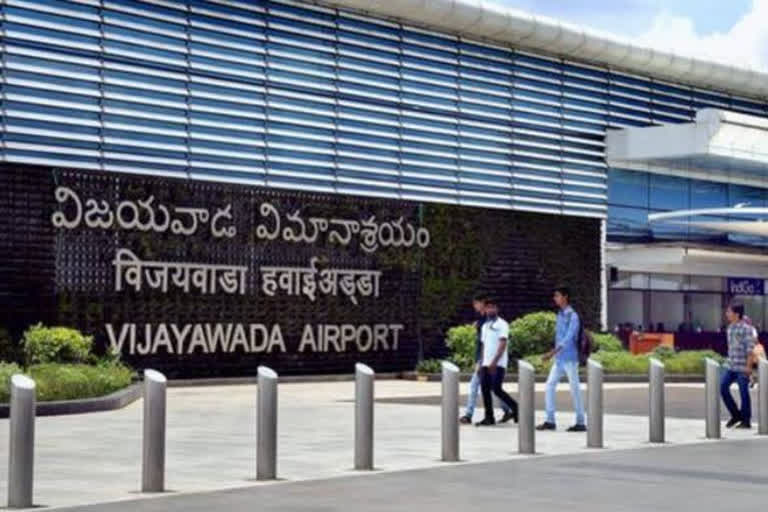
[607,244,768,278]
[606,109,768,175]
[317,0,768,100]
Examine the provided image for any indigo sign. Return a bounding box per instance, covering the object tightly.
[727,278,765,296]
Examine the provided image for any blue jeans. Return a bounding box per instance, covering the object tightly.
[464,368,511,417]
[720,369,751,423]
[545,359,585,425]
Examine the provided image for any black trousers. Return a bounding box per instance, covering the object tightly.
[480,366,518,422]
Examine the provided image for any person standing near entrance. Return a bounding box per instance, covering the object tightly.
[460,295,514,424]
[476,297,518,426]
[537,286,586,432]
[722,302,756,429]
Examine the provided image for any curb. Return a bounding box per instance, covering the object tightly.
[0,383,142,419]
[404,373,705,383]
[166,371,408,387]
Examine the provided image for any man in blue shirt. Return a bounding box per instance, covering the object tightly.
[537,286,586,432]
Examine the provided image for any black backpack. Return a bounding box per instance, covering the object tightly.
[575,312,594,366]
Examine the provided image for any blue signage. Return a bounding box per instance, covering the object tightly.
[727,278,765,296]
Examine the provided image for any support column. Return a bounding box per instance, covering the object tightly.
[649,359,665,443]
[441,361,459,462]
[8,374,36,509]
[587,359,603,448]
[705,358,721,440]
[518,360,535,454]
[257,366,278,480]
[354,363,374,470]
[142,369,167,492]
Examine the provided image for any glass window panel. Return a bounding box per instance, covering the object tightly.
[608,169,648,208]
[607,205,650,240]
[650,274,684,291]
[728,184,765,208]
[650,292,684,332]
[687,276,724,292]
[649,174,688,211]
[688,293,723,332]
[608,290,645,330]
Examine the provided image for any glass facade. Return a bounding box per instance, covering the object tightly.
[608,170,768,247]
[0,0,766,221]
[609,272,768,333]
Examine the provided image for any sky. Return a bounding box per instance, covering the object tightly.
[498,0,768,72]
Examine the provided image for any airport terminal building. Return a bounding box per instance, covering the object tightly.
[1,0,767,375]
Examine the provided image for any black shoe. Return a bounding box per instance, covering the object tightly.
[475,418,495,427]
[736,421,752,429]
[566,424,587,432]
[726,417,740,428]
[536,422,556,431]
[500,411,518,424]
[459,415,472,425]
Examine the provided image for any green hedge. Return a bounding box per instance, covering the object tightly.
[22,324,93,366]
[445,324,477,371]
[25,363,135,402]
[508,312,556,358]
[0,362,23,402]
[592,333,623,352]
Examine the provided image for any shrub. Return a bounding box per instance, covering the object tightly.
[591,351,650,374]
[523,354,553,374]
[22,324,93,365]
[592,333,623,352]
[445,324,477,371]
[650,345,677,361]
[29,363,135,402]
[663,350,725,374]
[0,362,24,402]
[509,311,556,358]
[415,358,446,374]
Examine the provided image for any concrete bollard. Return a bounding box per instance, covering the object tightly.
[649,358,665,443]
[759,359,768,436]
[8,374,36,509]
[705,358,721,439]
[518,359,535,454]
[587,359,603,448]
[441,361,459,462]
[142,369,167,493]
[257,366,278,480]
[354,363,374,470]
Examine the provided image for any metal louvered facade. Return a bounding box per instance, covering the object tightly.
[1,0,768,218]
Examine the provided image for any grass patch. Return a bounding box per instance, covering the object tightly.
[1,363,135,403]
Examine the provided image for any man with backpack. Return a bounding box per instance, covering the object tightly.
[537,286,587,432]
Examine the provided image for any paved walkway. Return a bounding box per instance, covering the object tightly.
[55,438,768,512]
[0,380,760,509]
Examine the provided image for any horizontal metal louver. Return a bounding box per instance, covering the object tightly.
[1,0,766,217]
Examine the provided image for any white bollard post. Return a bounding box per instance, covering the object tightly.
[354,363,374,470]
[142,369,167,492]
[8,374,36,509]
[441,361,459,462]
[705,358,721,439]
[649,358,665,443]
[587,359,603,448]
[518,360,535,454]
[257,366,278,480]
[759,358,768,436]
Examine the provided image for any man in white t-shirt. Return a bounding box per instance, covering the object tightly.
[476,297,519,426]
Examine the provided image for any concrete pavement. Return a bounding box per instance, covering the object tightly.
[52,438,768,512]
[0,380,762,509]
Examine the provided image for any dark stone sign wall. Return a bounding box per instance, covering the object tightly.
[0,163,601,377]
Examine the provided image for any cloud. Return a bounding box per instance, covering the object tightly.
[637,0,768,72]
